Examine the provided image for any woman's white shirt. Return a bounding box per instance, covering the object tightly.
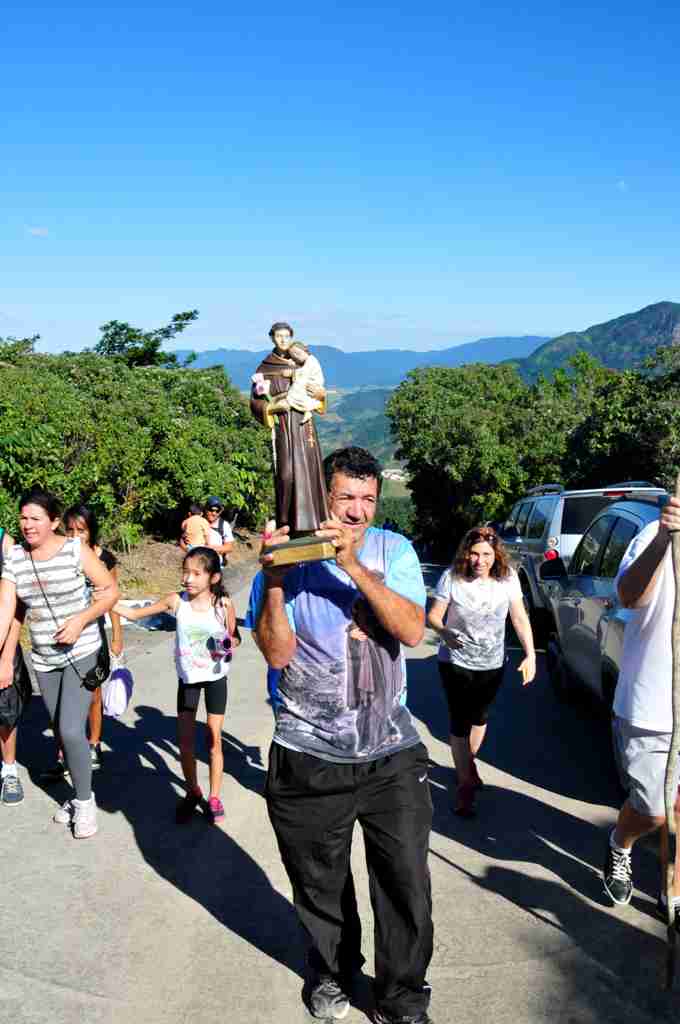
[434,568,522,670]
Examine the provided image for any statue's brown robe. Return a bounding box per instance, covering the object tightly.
[250,351,330,535]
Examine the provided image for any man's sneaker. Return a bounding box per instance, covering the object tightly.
[90,744,103,771]
[309,974,350,1020]
[207,796,225,825]
[603,840,633,905]
[40,761,70,784]
[73,795,98,839]
[175,788,203,824]
[53,799,75,825]
[1,773,24,805]
[374,1012,434,1024]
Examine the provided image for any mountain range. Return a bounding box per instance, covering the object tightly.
[176,335,549,390]
[516,300,680,380]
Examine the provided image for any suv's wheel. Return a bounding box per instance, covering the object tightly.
[546,635,572,702]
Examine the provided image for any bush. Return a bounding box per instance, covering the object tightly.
[0,342,273,543]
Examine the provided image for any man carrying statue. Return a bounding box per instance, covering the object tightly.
[252,427,435,1024]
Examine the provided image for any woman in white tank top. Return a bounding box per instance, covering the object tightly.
[115,546,238,826]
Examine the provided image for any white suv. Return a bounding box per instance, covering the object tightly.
[498,482,663,632]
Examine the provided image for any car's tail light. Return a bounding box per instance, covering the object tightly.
[544,549,559,561]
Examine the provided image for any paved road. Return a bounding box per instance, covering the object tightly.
[2,571,679,1024]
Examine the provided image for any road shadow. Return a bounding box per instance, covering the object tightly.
[431,844,680,1021]
[407,650,622,808]
[16,696,305,983]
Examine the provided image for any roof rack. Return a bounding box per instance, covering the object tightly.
[527,484,564,496]
[604,481,655,488]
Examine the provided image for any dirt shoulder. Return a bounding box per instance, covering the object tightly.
[114,529,261,598]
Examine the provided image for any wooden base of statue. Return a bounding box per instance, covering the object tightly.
[263,534,336,567]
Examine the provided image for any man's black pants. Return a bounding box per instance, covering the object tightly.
[266,741,433,1020]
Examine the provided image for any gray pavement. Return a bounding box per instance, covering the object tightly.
[2,570,680,1024]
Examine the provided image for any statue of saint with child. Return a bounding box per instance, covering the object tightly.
[250,322,335,565]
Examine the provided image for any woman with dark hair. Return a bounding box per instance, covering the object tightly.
[427,525,536,816]
[0,488,118,837]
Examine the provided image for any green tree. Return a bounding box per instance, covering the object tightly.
[387,363,529,553]
[0,335,39,363]
[520,352,612,486]
[93,310,199,368]
[0,348,272,544]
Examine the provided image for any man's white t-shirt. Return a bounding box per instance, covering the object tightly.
[209,518,234,565]
[613,520,672,731]
[434,568,522,670]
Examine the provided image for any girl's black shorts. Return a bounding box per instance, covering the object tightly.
[437,661,505,738]
[177,676,228,716]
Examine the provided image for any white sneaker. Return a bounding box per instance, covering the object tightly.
[73,795,98,839]
[53,799,74,825]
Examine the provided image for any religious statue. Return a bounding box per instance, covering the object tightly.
[250,322,335,565]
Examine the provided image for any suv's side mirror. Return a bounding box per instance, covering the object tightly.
[540,557,567,580]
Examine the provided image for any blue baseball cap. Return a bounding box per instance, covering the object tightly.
[205,496,223,509]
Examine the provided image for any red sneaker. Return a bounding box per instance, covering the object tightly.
[207,796,225,825]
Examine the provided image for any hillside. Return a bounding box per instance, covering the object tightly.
[175,335,548,389]
[517,301,680,380]
[316,388,394,463]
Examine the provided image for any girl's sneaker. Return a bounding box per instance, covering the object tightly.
[73,795,98,839]
[176,787,203,824]
[207,796,225,825]
[53,799,75,824]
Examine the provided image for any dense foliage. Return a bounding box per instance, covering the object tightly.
[0,336,272,544]
[91,310,199,368]
[387,351,680,554]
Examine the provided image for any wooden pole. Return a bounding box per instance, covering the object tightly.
[664,473,680,988]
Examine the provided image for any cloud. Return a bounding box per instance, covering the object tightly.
[616,179,628,193]
[27,226,49,237]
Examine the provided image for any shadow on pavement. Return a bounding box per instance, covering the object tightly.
[408,650,679,1019]
[407,650,622,807]
[17,695,304,982]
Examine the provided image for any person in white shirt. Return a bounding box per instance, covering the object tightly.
[428,525,535,816]
[603,495,680,920]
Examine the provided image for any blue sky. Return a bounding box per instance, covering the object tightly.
[2,1,680,353]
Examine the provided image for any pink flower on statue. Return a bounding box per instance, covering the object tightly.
[252,372,271,398]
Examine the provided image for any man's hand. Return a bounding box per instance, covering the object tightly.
[316,516,359,572]
[259,520,292,583]
[305,383,326,401]
[660,496,680,539]
[0,659,13,690]
[110,638,124,657]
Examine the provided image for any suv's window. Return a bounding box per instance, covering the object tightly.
[570,514,617,576]
[514,501,534,537]
[503,503,521,534]
[527,497,557,540]
[561,495,614,535]
[599,517,640,579]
